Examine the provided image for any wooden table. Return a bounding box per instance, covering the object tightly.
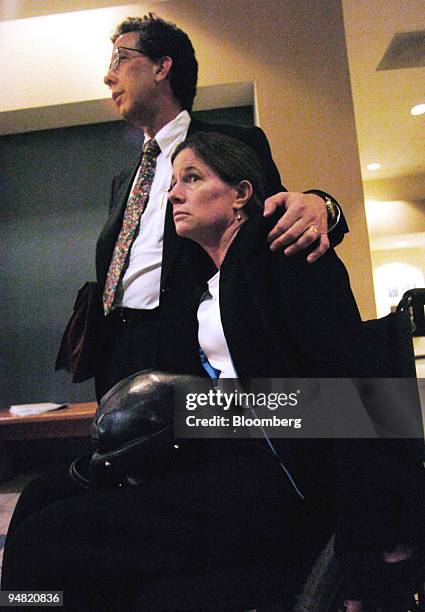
[0,402,97,440]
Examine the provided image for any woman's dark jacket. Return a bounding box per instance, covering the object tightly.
[96,118,348,377]
[176,212,424,562]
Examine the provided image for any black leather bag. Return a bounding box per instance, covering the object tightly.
[70,370,205,488]
[55,281,102,383]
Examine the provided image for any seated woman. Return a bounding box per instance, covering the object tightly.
[1,133,422,612]
[169,131,424,611]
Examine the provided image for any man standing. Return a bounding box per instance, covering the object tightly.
[2,15,420,612]
[96,13,346,400]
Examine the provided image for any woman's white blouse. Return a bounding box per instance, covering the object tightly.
[197,271,238,379]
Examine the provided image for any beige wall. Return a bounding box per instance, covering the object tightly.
[372,247,425,275]
[0,0,375,317]
[366,199,425,237]
[371,248,425,318]
[364,192,424,318]
[363,160,425,321]
[364,174,425,202]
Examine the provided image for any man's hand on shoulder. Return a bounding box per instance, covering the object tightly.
[264,192,329,264]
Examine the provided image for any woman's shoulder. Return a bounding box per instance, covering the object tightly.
[236,211,280,250]
[231,211,348,285]
[234,211,317,263]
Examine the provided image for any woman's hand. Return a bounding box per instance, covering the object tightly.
[383,544,414,563]
[343,602,363,611]
[340,545,420,611]
[263,192,329,262]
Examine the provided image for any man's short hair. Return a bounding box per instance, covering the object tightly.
[112,14,198,111]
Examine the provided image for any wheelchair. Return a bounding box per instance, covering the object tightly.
[73,289,425,611]
[293,289,425,612]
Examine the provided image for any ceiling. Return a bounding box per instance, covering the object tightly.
[1,0,424,188]
[342,0,425,183]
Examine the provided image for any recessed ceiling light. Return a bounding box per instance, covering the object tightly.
[397,241,409,247]
[411,103,425,116]
[367,162,381,171]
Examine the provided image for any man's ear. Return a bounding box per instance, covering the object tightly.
[154,56,173,81]
[234,180,253,209]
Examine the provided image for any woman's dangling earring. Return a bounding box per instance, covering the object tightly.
[235,210,242,222]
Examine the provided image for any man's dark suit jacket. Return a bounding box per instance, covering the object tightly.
[96,118,348,375]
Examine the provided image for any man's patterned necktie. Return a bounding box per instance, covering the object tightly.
[102,138,161,315]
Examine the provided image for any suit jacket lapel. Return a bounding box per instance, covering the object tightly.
[161,199,183,289]
[161,116,203,288]
[188,117,217,135]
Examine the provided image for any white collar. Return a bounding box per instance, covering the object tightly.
[144,110,191,158]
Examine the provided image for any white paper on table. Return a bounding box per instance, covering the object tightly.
[9,403,69,417]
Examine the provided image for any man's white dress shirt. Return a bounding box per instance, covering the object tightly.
[117,110,191,309]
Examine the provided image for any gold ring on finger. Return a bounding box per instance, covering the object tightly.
[307,225,319,235]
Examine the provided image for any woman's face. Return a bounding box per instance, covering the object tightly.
[169,148,238,244]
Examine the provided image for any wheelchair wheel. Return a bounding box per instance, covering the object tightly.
[293,535,425,612]
[293,534,342,612]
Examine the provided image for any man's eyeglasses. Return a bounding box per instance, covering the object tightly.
[109,46,144,72]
